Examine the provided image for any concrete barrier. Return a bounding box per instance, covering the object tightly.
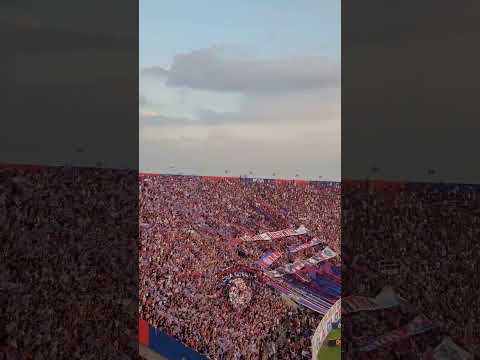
[311,299,341,359]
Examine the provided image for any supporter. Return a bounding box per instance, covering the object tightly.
[343,182,479,358]
[139,175,340,359]
[1,166,138,359]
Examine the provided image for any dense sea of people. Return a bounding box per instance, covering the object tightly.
[1,166,139,360]
[3,164,478,359]
[343,181,480,359]
[139,174,341,359]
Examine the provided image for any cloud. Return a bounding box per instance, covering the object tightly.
[140,123,340,180]
[140,85,339,129]
[196,109,244,124]
[142,47,339,94]
[139,89,341,180]
[139,112,192,126]
[139,47,341,179]
[142,66,169,77]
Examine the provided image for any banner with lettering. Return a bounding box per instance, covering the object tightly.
[342,286,401,314]
[342,296,382,313]
[288,237,322,253]
[232,227,305,246]
[266,247,337,278]
[255,251,282,269]
[358,314,436,352]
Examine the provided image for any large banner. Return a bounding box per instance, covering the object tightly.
[357,314,436,352]
[232,226,308,246]
[342,286,401,314]
[255,250,282,269]
[311,299,342,360]
[266,263,340,315]
[288,237,322,253]
[267,278,333,314]
[342,296,382,313]
[266,247,337,278]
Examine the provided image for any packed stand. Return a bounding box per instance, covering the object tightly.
[1,166,139,360]
[343,181,480,358]
[139,175,340,359]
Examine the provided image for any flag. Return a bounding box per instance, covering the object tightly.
[255,251,282,269]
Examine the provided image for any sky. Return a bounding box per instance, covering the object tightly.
[140,0,340,180]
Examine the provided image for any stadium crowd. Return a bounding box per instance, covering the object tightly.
[342,300,451,359]
[6,165,477,359]
[139,174,340,359]
[343,181,480,359]
[1,166,139,360]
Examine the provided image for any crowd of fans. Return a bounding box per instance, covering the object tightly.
[1,166,139,360]
[343,181,480,359]
[6,165,476,359]
[343,306,449,359]
[139,174,340,359]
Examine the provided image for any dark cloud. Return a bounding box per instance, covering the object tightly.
[143,48,339,94]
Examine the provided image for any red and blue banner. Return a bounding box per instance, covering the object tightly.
[266,247,337,278]
[358,314,436,352]
[288,237,322,253]
[255,250,282,269]
[265,264,341,315]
